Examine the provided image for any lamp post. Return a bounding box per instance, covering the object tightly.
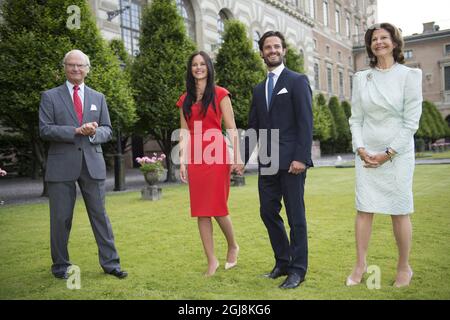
[106,5,130,22]
[114,126,126,191]
[114,62,127,191]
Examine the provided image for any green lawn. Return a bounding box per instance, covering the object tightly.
[1,165,449,300]
[416,150,450,159]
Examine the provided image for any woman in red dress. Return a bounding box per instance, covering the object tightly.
[177,51,244,276]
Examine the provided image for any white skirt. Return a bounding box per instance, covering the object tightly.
[354,149,415,215]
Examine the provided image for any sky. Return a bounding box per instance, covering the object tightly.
[377,0,450,36]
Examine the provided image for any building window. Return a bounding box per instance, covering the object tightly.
[323,1,329,27]
[217,10,229,45]
[314,63,320,90]
[120,0,142,56]
[445,44,450,55]
[350,75,353,96]
[308,0,315,18]
[313,39,318,51]
[335,5,341,33]
[404,50,413,59]
[338,51,342,61]
[445,66,450,91]
[354,19,360,40]
[326,45,330,56]
[348,56,352,67]
[346,15,351,38]
[327,66,333,93]
[339,71,344,96]
[176,0,196,41]
[253,30,261,51]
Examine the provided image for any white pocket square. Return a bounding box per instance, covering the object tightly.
[90,104,97,111]
[277,88,288,95]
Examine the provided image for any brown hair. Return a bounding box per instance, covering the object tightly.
[364,22,405,68]
[258,31,287,51]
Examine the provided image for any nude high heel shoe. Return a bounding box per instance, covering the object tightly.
[394,269,413,288]
[345,265,367,286]
[225,246,239,270]
[204,259,219,277]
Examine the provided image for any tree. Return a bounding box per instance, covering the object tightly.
[285,44,305,74]
[108,38,136,154]
[426,101,448,139]
[423,102,440,141]
[328,96,351,152]
[315,94,337,154]
[312,95,332,142]
[341,100,352,120]
[215,19,265,130]
[0,0,136,192]
[415,106,431,140]
[131,0,196,181]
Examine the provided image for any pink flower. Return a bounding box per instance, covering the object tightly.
[136,153,165,175]
[0,168,7,177]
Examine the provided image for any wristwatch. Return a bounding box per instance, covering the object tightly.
[385,147,394,162]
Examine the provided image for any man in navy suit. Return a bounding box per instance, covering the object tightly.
[245,31,313,289]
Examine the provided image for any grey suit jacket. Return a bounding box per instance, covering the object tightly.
[39,84,112,182]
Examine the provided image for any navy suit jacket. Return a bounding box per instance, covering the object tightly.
[245,67,313,171]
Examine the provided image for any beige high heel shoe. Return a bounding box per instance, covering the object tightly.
[394,269,413,288]
[345,266,367,286]
[225,246,239,270]
[204,259,219,277]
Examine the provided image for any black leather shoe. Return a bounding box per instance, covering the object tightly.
[264,267,288,279]
[106,269,128,279]
[279,273,305,289]
[53,272,68,280]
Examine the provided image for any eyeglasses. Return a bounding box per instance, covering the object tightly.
[64,63,88,69]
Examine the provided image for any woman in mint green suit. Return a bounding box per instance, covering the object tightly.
[346,23,422,288]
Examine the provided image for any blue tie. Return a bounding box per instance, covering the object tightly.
[267,72,275,109]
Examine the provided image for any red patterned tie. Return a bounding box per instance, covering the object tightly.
[73,85,83,125]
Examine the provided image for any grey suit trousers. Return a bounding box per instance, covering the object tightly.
[49,154,120,274]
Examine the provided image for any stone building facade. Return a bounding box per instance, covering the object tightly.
[84,0,377,163]
[88,0,377,103]
[311,0,376,100]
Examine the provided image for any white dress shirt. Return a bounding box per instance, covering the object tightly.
[66,81,85,112]
[265,63,285,106]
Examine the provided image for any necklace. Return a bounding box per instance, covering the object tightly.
[375,62,398,73]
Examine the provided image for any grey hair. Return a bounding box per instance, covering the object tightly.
[62,49,91,71]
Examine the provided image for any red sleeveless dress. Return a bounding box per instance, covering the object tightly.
[176,86,231,217]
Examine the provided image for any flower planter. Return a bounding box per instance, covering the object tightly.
[144,171,161,185]
[141,185,162,201]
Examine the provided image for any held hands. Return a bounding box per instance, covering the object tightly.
[76,122,98,136]
[288,161,306,175]
[357,148,389,168]
[231,164,245,176]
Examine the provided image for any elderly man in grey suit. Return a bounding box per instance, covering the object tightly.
[39,49,127,279]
